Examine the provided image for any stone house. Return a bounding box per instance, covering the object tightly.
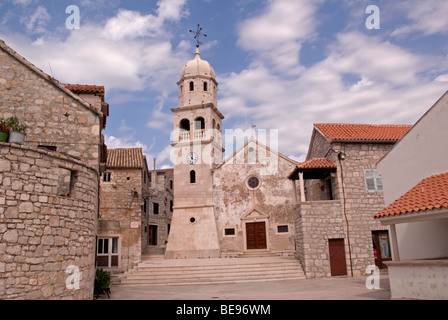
[0,39,108,299]
[98,148,150,272]
[288,123,412,278]
[374,91,448,300]
[146,167,174,255]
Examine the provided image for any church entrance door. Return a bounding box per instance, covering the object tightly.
[246,222,267,250]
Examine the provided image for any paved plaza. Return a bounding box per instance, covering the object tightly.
[101,272,391,300]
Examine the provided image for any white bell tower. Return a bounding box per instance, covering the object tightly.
[165,45,224,259]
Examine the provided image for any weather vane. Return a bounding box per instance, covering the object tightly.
[189,24,207,48]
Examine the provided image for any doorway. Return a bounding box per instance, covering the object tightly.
[246,222,267,250]
[148,225,158,246]
[328,239,347,276]
[372,231,392,269]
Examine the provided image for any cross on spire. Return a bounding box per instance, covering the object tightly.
[189,24,207,48]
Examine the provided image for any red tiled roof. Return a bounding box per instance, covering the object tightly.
[298,158,337,170]
[288,158,337,179]
[107,148,144,169]
[374,172,448,219]
[315,124,412,142]
[63,83,105,95]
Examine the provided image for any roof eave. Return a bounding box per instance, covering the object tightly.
[374,207,448,225]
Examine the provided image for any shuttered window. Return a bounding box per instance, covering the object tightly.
[364,169,383,193]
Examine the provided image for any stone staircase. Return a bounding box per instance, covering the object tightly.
[114,256,305,286]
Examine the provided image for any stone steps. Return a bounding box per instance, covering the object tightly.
[115,257,305,286]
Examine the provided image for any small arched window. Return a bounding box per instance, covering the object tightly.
[190,170,196,184]
[189,81,194,91]
[203,82,208,92]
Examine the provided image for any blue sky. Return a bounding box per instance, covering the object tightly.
[1,0,447,168]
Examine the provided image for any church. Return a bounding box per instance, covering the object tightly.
[165,47,299,259]
[163,46,409,280]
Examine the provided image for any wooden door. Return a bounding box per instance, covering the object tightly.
[246,222,267,250]
[148,226,158,246]
[329,239,347,276]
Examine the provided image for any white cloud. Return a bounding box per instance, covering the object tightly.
[390,0,448,37]
[221,25,448,157]
[105,135,149,152]
[435,74,448,82]
[12,0,33,6]
[21,5,50,34]
[237,0,320,73]
[1,0,190,92]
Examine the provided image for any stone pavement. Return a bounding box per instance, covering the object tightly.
[100,272,391,300]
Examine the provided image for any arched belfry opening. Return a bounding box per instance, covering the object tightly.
[179,119,191,142]
[194,117,205,140]
[194,117,205,130]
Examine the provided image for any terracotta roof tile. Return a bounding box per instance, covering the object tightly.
[107,148,144,169]
[374,172,448,219]
[298,158,337,170]
[63,83,105,95]
[315,124,412,142]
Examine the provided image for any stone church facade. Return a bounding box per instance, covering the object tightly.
[164,48,412,280]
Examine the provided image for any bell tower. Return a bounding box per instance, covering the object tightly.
[165,46,224,259]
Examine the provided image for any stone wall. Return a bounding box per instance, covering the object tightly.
[294,201,344,278]
[0,143,98,300]
[305,131,393,276]
[145,169,173,255]
[0,42,103,170]
[99,168,143,272]
[333,142,391,275]
[213,141,297,255]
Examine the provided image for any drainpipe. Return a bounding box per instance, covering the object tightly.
[338,151,354,277]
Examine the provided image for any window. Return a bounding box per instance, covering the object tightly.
[153,203,159,215]
[203,82,208,91]
[277,225,289,233]
[225,228,236,236]
[364,169,383,193]
[246,176,261,190]
[143,199,147,213]
[190,170,196,184]
[97,237,119,268]
[38,145,57,152]
[189,81,194,91]
[103,172,111,182]
[170,180,173,190]
[170,200,173,212]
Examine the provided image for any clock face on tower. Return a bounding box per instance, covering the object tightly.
[186,152,198,165]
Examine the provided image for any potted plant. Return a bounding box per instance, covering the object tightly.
[6,116,27,145]
[94,268,111,299]
[0,118,10,143]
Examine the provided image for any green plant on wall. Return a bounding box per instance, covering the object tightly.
[6,116,27,133]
